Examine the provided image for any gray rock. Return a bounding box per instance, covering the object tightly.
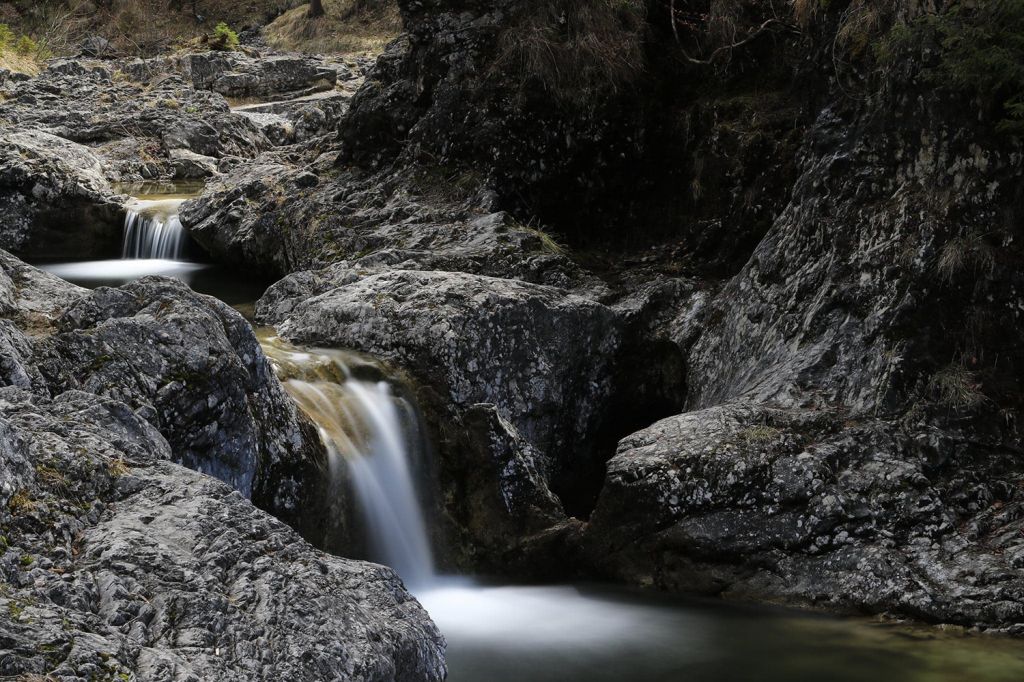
[0,388,445,681]
[32,276,327,533]
[0,130,123,258]
[185,51,341,99]
[583,402,1024,629]
[0,251,445,679]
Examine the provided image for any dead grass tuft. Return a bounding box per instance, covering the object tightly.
[493,0,646,105]
[930,363,988,409]
[264,0,401,56]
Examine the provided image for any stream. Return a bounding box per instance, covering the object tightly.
[35,188,1024,682]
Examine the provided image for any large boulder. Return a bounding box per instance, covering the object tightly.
[31,276,331,542]
[0,388,445,681]
[257,266,623,566]
[582,403,1024,630]
[184,52,342,100]
[0,130,123,258]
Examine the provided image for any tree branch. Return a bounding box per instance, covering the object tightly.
[679,18,798,66]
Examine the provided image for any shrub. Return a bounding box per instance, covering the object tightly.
[882,1,1024,133]
[14,34,36,56]
[210,21,240,51]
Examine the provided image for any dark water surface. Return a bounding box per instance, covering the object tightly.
[418,580,1024,682]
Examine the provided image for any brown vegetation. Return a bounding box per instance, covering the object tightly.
[264,0,400,55]
[492,0,647,104]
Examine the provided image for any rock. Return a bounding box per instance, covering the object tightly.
[257,266,622,566]
[185,51,340,99]
[0,251,445,680]
[78,35,116,59]
[583,403,1024,629]
[0,130,123,258]
[180,157,588,283]
[0,388,445,681]
[31,276,329,540]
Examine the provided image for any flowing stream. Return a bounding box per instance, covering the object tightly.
[257,335,1024,682]
[37,183,268,306]
[30,185,1024,682]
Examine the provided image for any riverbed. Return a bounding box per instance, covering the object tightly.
[34,186,1024,682]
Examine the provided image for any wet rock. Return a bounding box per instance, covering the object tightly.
[0,130,123,258]
[258,266,622,566]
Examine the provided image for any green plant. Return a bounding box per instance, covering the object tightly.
[0,23,13,51]
[19,554,33,567]
[883,1,1024,133]
[14,34,37,56]
[211,22,240,51]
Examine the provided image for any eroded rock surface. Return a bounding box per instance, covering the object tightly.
[0,389,445,681]
[0,252,444,679]
[584,403,1024,630]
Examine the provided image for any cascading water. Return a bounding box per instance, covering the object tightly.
[121,197,189,260]
[256,331,1019,682]
[258,331,435,587]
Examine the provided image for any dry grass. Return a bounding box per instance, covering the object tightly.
[0,49,40,74]
[738,424,783,445]
[5,0,295,56]
[264,0,401,56]
[930,363,988,409]
[936,233,996,282]
[7,489,35,515]
[493,0,646,105]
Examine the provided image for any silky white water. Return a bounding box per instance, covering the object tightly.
[259,333,435,587]
[255,332,1024,682]
[122,197,189,259]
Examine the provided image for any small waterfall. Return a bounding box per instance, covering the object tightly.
[122,198,188,260]
[259,331,435,587]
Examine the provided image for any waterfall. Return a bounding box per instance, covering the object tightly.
[122,198,188,260]
[259,331,436,587]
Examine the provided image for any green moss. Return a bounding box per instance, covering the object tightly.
[737,425,783,445]
[19,553,33,567]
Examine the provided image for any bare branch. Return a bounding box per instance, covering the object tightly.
[678,18,799,66]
